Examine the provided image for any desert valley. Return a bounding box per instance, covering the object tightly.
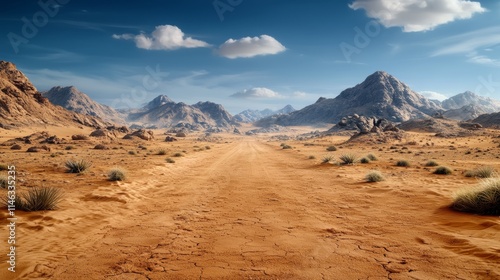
[0,59,499,280]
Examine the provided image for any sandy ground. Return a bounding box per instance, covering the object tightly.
[0,126,499,279]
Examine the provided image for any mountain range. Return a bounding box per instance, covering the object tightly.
[0,61,106,128]
[234,105,296,123]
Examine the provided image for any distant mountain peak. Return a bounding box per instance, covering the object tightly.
[144,95,174,110]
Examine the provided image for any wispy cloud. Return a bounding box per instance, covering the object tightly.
[230,87,283,99]
[218,35,286,59]
[349,0,485,32]
[419,90,448,101]
[113,25,210,50]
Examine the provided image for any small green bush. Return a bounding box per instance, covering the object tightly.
[396,160,410,167]
[425,160,439,167]
[367,154,377,161]
[434,166,452,175]
[2,187,63,212]
[339,154,357,165]
[465,166,495,178]
[451,179,500,215]
[360,157,370,164]
[365,171,385,182]
[65,159,91,173]
[326,146,337,152]
[108,168,126,181]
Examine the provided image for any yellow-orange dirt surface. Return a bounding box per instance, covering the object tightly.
[0,126,499,279]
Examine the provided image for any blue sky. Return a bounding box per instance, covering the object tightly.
[1,0,500,114]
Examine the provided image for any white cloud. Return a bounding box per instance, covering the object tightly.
[218,35,286,59]
[230,87,282,99]
[467,55,500,67]
[419,91,448,101]
[113,25,210,50]
[292,91,307,98]
[349,0,485,32]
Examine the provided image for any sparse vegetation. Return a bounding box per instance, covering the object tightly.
[365,171,385,182]
[2,187,63,212]
[322,154,334,164]
[65,146,74,150]
[156,149,167,155]
[434,166,452,175]
[425,160,439,167]
[308,155,316,160]
[0,164,8,171]
[326,146,337,152]
[339,154,357,165]
[94,144,107,150]
[108,168,127,181]
[396,160,410,167]
[205,146,211,150]
[282,144,292,149]
[367,154,377,161]
[65,159,92,173]
[465,166,496,178]
[173,152,184,157]
[451,179,500,215]
[0,176,8,189]
[166,158,176,163]
[360,157,370,164]
[128,150,136,155]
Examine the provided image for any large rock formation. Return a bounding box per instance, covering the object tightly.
[43,86,126,124]
[0,61,107,128]
[256,71,441,126]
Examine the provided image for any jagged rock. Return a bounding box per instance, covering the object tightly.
[72,134,89,140]
[165,136,177,142]
[123,129,154,141]
[233,128,241,134]
[26,145,51,152]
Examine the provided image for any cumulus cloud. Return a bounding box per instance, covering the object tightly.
[349,0,485,32]
[230,87,282,99]
[112,25,209,50]
[419,91,448,101]
[218,35,286,59]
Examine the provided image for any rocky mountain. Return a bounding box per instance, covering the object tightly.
[442,104,490,121]
[43,86,126,124]
[441,91,500,111]
[0,61,106,128]
[234,105,296,123]
[256,71,441,126]
[472,112,500,128]
[126,95,237,130]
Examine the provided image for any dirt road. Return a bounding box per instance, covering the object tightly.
[4,139,500,279]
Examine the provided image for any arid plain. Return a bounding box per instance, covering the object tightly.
[0,125,499,280]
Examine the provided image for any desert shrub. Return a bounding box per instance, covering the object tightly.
[339,154,357,165]
[425,160,439,167]
[65,146,74,150]
[108,168,126,181]
[434,166,452,175]
[65,159,91,173]
[451,179,500,215]
[396,160,410,167]
[465,166,495,178]
[407,141,418,145]
[0,164,8,171]
[326,146,337,152]
[166,158,175,163]
[173,152,183,157]
[367,154,377,161]
[156,149,167,155]
[128,151,136,155]
[0,176,8,189]
[360,157,370,164]
[205,146,211,150]
[308,155,316,160]
[282,145,292,149]
[365,171,385,182]
[2,187,63,212]
[322,154,334,164]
